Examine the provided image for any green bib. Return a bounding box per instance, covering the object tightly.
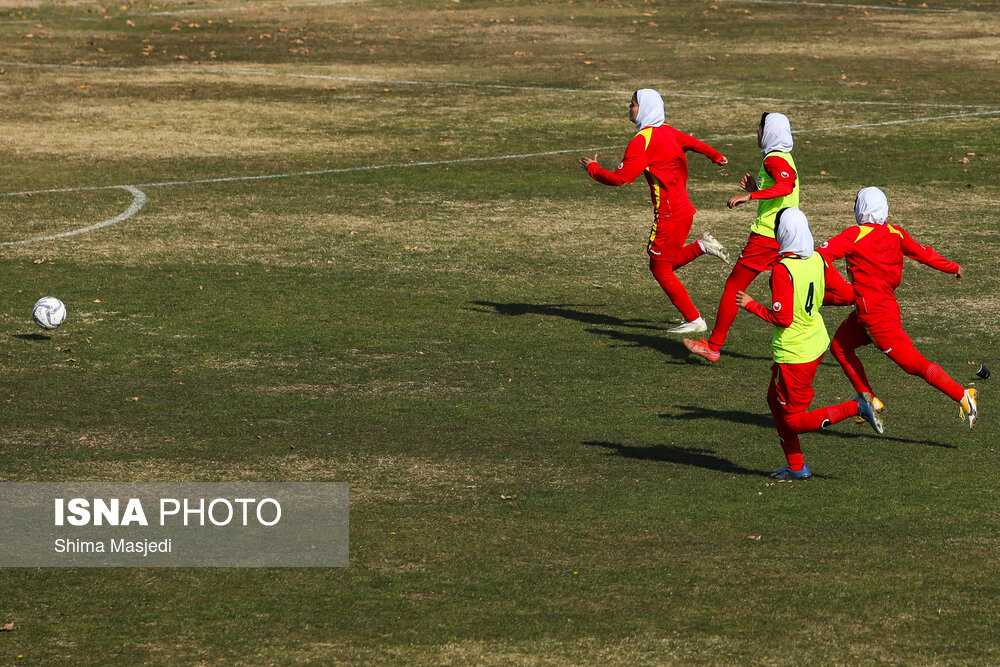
[751,151,799,238]
[772,253,829,364]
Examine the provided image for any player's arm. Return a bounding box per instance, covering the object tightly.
[750,155,796,200]
[675,129,728,165]
[822,257,855,306]
[816,227,857,263]
[580,134,649,186]
[736,265,794,327]
[898,227,961,278]
[728,155,794,208]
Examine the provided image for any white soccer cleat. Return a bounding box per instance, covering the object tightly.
[668,316,708,334]
[960,388,978,430]
[701,232,731,264]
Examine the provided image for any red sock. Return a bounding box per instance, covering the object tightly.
[924,363,966,402]
[785,399,859,434]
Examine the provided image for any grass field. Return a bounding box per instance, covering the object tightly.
[0,0,998,663]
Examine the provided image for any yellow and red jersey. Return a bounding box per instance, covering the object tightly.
[586,124,725,222]
[818,223,959,310]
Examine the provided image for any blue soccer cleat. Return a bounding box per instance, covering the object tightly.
[856,392,884,435]
[769,463,812,481]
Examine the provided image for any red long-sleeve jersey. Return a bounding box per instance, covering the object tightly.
[587,124,725,222]
[751,155,796,200]
[818,223,959,306]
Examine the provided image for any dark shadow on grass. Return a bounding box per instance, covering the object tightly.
[469,300,772,361]
[468,301,665,331]
[13,333,50,341]
[583,440,774,477]
[665,405,956,449]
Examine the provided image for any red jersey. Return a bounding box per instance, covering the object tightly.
[818,223,959,305]
[587,124,725,222]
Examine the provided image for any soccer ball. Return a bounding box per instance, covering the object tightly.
[33,297,67,330]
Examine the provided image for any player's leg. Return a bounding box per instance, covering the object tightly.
[647,216,703,328]
[767,363,810,479]
[673,232,730,268]
[704,261,760,350]
[780,353,883,435]
[865,315,976,427]
[866,315,965,402]
[829,311,876,396]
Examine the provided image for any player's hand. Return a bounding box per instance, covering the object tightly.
[956,266,963,280]
[579,154,598,171]
[727,193,751,209]
[740,172,757,192]
[717,156,729,166]
[735,290,753,309]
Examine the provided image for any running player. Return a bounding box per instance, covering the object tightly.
[580,89,731,334]
[818,186,978,430]
[685,112,798,360]
[736,207,883,480]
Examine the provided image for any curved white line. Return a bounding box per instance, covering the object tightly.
[0,185,147,246]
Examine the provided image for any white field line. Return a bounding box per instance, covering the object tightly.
[0,0,369,25]
[1,109,997,202]
[0,108,996,244]
[0,186,147,246]
[2,60,998,111]
[729,0,1000,15]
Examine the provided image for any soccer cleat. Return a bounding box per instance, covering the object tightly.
[959,388,978,430]
[769,463,812,481]
[683,337,720,362]
[668,317,708,334]
[855,396,884,424]
[701,232,731,264]
[855,392,884,435]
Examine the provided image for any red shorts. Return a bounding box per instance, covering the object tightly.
[736,233,781,272]
[646,214,695,261]
[769,354,824,414]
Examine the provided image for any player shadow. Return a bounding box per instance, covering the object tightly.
[468,300,771,362]
[587,327,771,363]
[468,301,666,331]
[13,333,51,341]
[582,440,781,478]
[666,405,956,449]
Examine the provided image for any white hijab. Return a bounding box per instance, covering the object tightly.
[760,113,794,155]
[854,186,889,225]
[775,207,814,259]
[634,89,665,132]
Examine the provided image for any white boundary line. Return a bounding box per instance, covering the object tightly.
[0,0,369,25]
[0,186,147,246]
[2,61,997,111]
[0,108,996,244]
[2,109,997,201]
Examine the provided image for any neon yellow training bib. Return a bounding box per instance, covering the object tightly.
[751,151,799,238]
[772,252,829,364]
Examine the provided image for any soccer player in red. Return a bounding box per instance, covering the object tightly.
[818,187,979,430]
[685,112,798,360]
[580,89,731,334]
[736,207,883,480]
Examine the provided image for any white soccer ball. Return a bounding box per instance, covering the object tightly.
[33,297,67,330]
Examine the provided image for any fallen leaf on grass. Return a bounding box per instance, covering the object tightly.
[0,622,14,631]
[500,494,517,500]
[125,396,139,402]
